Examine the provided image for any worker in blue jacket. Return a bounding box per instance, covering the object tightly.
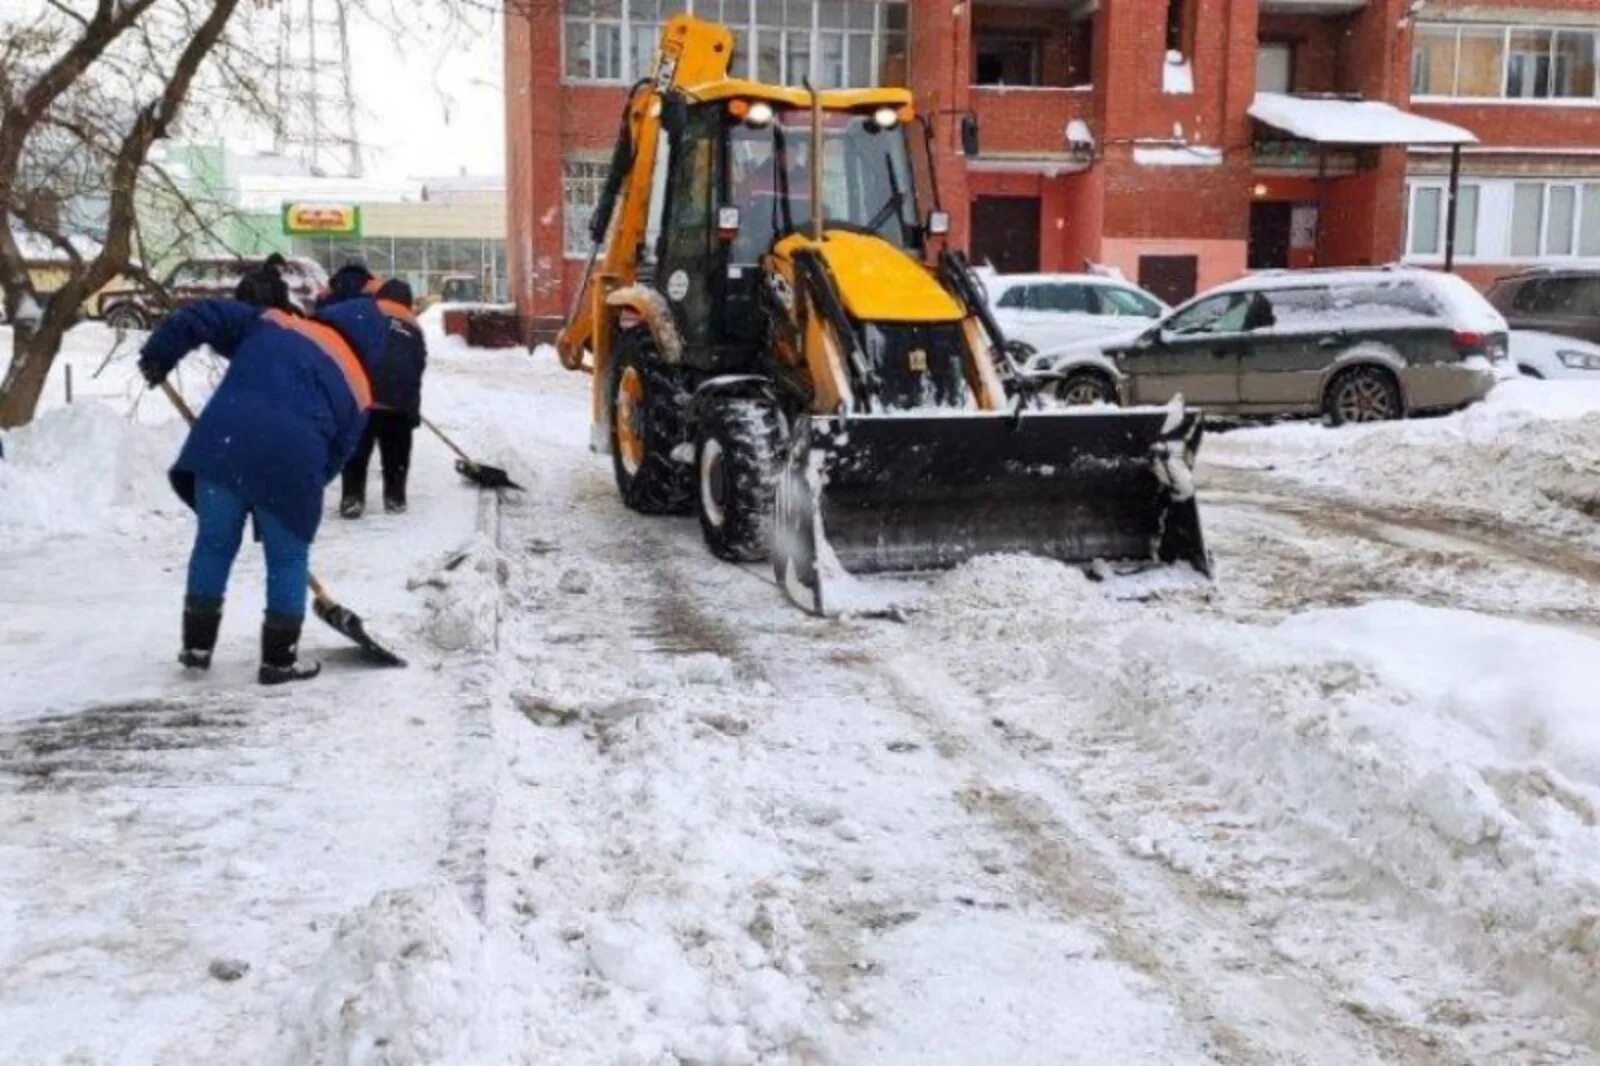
[316,260,380,310]
[342,278,427,517]
[138,298,389,684]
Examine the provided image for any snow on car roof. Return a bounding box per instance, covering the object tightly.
[987,273,1144,289]
[1205,267,1507,333]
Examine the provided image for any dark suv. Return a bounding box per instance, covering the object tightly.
[95,256,327,330]
[1487,268,1600,346]
[1034,267,1511,424]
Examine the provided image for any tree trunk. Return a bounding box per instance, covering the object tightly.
[0,325,66,428]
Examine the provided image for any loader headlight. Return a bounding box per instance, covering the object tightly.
[1558,349,1600,371]
[871,106,899,130]
[745,101,774,128]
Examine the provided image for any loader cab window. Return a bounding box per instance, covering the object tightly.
[658,106,720,349]
[725,110,920,264]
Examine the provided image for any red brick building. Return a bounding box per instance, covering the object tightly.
[505,0,1600,333]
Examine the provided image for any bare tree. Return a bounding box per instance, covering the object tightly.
[0,0,267,427]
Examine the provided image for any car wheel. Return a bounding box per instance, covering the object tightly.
[1325,365,1402,425]
[1054,369,1118,407]
[695,398,782,562]
[609,330,693,515]
[106,304,147,332]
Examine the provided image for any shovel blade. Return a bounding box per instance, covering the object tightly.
[313,595,407,667]
[455,458,523,491]
[773,408,1209,615]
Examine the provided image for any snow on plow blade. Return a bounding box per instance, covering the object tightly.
[773,408,1210,616]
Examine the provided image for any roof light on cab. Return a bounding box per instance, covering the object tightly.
[744,100,774,127]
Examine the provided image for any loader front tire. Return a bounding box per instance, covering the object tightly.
[695,399,781,562]
[609,332,692,515]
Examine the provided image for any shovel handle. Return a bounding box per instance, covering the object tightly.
[160,380,199,423]
[419,415,474,464]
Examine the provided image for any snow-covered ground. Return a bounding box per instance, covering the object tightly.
[3,323,1600,1064]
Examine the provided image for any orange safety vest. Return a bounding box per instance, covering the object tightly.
[375,298,419,329]
[263,308,374,410]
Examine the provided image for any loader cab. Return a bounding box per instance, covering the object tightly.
[651,93,929,369]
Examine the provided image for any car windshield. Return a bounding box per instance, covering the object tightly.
[727,113,920,262]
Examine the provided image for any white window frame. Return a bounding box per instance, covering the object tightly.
[1403,181,1480,260]
[562,158,612,258]
[561,0,907,87]
[1404,178,1600,263]
[1411,22,1600,105]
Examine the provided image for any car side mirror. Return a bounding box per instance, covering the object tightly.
[927,210,950,237]
[716,205,741,241]
[1137,327,1163,349]
[960,114,980,157]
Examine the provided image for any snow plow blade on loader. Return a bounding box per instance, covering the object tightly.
[774,407,1210,616]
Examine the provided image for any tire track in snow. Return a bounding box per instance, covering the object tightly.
[1205,466,1600,595]
[865,650,1464,1066]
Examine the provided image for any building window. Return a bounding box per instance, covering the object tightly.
[1257,41,1292,94]
[564,159,611,256]
[562,0,907,87]
[1406,184,1477,258]
[1411,23,1599,101]
[974,37,1039,86]
[1165,0,1187,53]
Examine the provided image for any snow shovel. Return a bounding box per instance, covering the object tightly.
[420,415,523,491]
[159,382,407,668]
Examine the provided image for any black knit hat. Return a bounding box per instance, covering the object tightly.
[376,277,414,309]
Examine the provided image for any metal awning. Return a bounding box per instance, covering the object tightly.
[1249,92,1477,146]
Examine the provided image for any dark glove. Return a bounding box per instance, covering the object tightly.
[138,359,166,388]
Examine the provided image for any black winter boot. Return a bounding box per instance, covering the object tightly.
[340,497,364,520]
[179,597,223,670]
[258,613,322,686]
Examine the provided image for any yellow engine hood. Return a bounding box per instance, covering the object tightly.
[778,231,963,324]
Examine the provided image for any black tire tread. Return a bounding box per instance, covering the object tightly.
[610,332,693,515]
[696,398,782,563]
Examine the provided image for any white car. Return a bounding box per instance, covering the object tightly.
[1509,329,1600,380]
[985,273,1169,358]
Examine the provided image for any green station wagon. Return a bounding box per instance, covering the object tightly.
[1031,267,1511,424]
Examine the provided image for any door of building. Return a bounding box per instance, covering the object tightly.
[1138,255,1198,307]
[1248,202,1293,269]
[972,197,1041,273]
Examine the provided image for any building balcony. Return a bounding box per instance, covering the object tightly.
[970,0,1094,93]
[971,82,1097,162]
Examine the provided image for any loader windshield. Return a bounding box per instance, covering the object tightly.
[726,112,920,263]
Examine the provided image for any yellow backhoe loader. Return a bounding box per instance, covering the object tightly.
[556,15,1209,614]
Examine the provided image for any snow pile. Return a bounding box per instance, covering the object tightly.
[1108,602,1600,994]
[274,884,494,1066]
[409,534,510,653]
[917,555,1600,1000]
[0,400,181,543]
[1208,381,1600,549]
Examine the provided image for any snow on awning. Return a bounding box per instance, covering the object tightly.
[1249,92,1477,146]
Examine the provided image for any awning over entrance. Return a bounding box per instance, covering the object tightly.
[1249,92,1478,271]
[1249,92,1476,146]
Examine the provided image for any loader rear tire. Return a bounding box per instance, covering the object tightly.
[609,332,693,515]
[695,398,781,562]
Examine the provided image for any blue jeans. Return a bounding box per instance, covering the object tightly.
[187,478,310,620]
